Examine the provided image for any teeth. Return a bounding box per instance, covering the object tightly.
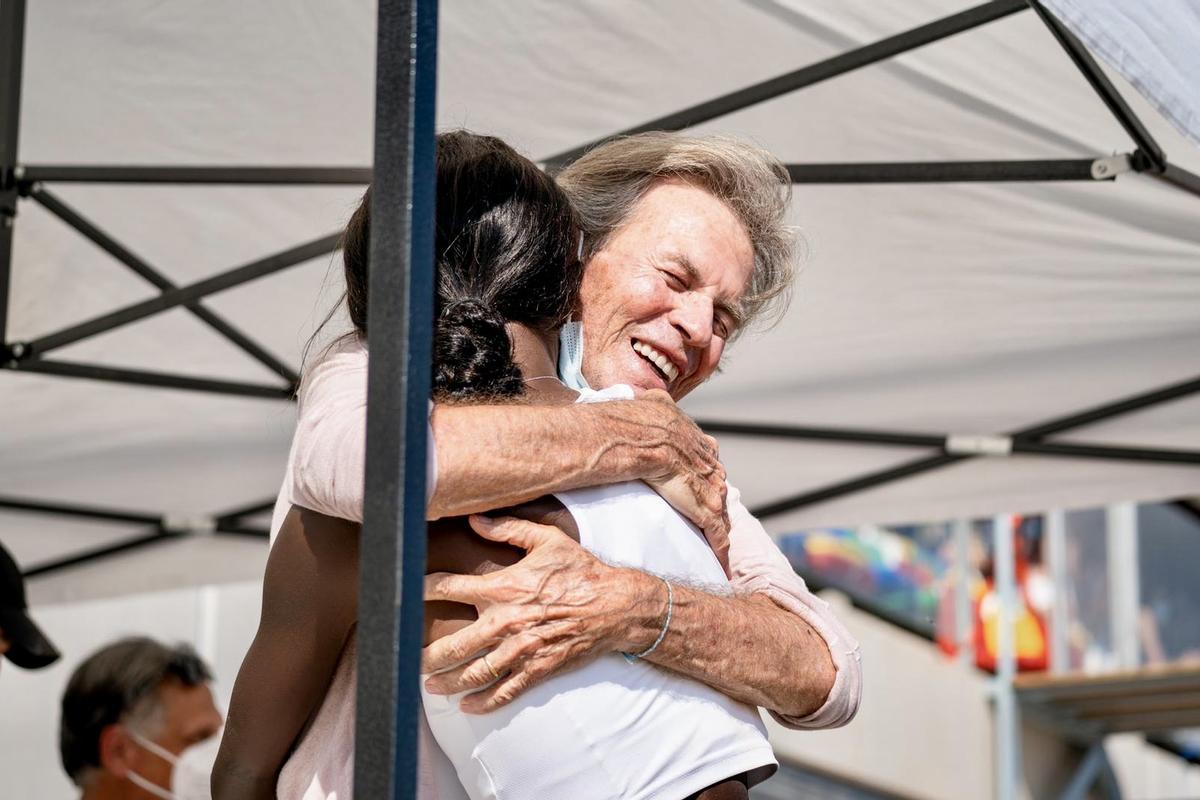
[633,340,679,383]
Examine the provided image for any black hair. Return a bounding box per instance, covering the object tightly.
[59,637,212,786]
[338,130,582,401]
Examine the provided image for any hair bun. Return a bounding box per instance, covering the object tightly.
[433,299,523,400]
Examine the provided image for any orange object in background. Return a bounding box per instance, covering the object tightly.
[935,515,1051,673]
[974,579,1049,672]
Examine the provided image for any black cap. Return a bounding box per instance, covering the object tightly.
[0,541,61,669]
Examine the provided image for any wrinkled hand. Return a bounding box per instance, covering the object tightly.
[637,390,730,574]
[422,515,657,713]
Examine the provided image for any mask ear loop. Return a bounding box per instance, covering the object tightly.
[566,231,585,326]
[128,730,179,766]
[124,731,179,800]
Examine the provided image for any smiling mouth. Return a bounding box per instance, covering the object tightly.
[632,339,679,385]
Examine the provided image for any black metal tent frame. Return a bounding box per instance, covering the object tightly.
[1,3,1198,581]
[4,0,1200,792]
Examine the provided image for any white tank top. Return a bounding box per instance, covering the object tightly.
[421,386,776,800]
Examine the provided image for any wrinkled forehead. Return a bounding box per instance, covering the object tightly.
[631,181,754,297]
[613,180,751,265]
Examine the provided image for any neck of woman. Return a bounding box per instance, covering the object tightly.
[507,322,576,403]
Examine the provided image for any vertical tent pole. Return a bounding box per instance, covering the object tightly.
[1106,502,1140,669]
[355,0,438,797]
[1045,509,1070,673]
[993,513,1021,800]
[0,0,27,350]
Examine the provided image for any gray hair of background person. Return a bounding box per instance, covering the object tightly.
[59,637,212,787]
[555,131,798,334]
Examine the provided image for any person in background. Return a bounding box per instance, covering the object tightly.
[0,540,61,672]
[60,637,223,800]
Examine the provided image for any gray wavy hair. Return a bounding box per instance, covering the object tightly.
[555,132,797,334]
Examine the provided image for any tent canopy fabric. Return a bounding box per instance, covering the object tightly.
[2,0,1198,603]
[1043,0,1200,147]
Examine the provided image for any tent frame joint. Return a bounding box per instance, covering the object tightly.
[1090,153,1132,180]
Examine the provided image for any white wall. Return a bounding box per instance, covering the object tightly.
[0,581,261,799]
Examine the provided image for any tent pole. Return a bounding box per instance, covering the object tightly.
[786,158,1103,183]
[751,373,1200,520]
[1026,1,1166,172]
[18,231,340,357]
[544,0,1027,167]
[1156,164,1200,201]
[354,0,438,796]
[29,186,299,384]
[1106,503,1140,669]
[16,165,371,185]
[212,497,279,525]
[5,358,293,399]
[1045,509,1070,674]
[0,0,27,354]
[751,452,967,519]
[992,513,1022,800]
[20,529,178,579]
[0,495,162,525]
[1016,375,1200,439]
[698,418,1200,466]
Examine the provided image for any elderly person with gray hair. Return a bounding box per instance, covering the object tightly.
[60,637,223,800]
[424,132,860,711]
[219,131,862,800]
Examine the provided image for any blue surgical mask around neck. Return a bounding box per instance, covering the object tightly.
[557,321,590,391]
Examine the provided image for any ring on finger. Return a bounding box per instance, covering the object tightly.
[482,653,501,680]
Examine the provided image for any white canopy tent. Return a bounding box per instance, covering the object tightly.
[2,0,1198,610]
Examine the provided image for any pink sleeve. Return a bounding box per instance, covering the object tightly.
[289,340,437,522]
[725,482,863,729]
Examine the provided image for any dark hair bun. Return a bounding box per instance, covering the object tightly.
[433,299,523,400]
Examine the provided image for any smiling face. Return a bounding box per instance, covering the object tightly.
[577,179,754,399]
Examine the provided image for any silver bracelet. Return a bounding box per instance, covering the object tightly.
[623,577,673,663]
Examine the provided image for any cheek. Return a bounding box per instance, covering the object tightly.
[696,340,726,381]
[673,342,725,399]
[582,270,668,329]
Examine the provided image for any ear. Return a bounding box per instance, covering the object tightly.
[97,723,135,778]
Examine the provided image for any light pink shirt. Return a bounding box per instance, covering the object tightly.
[278,337,862,799]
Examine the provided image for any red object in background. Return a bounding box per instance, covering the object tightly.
[935,515,1050,673]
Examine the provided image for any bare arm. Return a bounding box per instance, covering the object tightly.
[429,392,727,536]
[212,509,359,800]
[290,343,729,543]
[628,578,835,716]
[422,516,837,719]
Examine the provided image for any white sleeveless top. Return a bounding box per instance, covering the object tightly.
[421,386,776,800]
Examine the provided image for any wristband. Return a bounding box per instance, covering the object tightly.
[623,577,673,663]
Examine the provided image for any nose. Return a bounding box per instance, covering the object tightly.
[669,293,714,349]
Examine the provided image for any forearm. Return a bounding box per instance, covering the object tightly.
[428,401,669,518]
[620,572,836,718]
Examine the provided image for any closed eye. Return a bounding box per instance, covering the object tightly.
[713,313,733,339]
[661,269,687,290]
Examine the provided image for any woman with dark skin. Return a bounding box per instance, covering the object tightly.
[213,132,754,800]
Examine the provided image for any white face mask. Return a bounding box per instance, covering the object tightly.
[557,321,589,391]
[127,730,221,800]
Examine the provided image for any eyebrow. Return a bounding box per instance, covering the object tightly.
[664,253,747,329]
